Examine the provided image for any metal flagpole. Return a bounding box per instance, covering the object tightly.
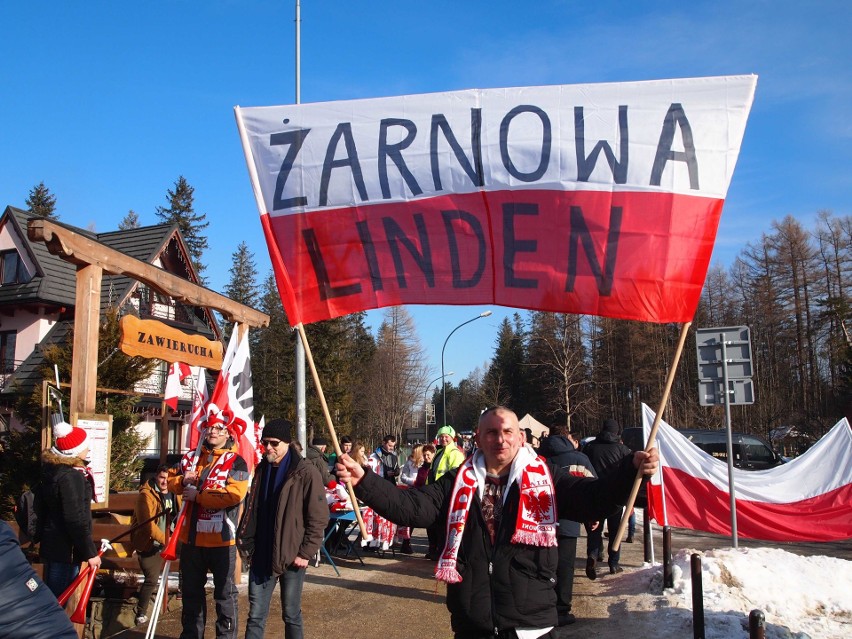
[293,0,307,451]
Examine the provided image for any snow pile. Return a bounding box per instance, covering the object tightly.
[666,547,852,638]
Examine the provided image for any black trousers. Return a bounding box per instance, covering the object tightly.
[556,535,578,615]
[180,544,238,639]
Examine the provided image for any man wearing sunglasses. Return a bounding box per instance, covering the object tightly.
[168,422,249,639]
[237,418,328,639]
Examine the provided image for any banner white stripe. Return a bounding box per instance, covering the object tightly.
[642,404,852,504]
[237,75,756,215]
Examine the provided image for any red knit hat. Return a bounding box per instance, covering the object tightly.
[52,420,90,457]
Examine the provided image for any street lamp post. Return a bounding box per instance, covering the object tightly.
[425,372,453,438]
[441,311,492,435]
[425,373,453,407]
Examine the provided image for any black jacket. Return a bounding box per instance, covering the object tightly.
[354,453,637,635]
[0,521,77,638]
[584,432,633,478]
[537,435,597,537]
[374,446,400,483]
[38,450,97,564]
[306,445,333,485]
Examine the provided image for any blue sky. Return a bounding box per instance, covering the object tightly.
[2,1,850,382]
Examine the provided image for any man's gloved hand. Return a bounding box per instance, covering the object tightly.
[183,484,198,502]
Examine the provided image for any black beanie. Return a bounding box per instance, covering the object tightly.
[312,436,328,447]
[601,418,620,435]
[262,418,293,443]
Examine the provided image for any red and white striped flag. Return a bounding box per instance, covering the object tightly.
[643,404,852,542]
[206,330,259,472]
[164,362,191,411]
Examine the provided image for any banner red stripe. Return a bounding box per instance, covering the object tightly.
[265,189,723,325]
[651,467,852,542]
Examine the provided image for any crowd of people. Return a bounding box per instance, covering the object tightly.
[26,407,655,639]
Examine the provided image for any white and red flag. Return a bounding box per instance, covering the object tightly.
[206,330,260,472]
[186,368,209,451]
[164,362,191,411]
[236,76,756,327]
[642,404,852,542]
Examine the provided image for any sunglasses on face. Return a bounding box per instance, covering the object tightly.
[262,439,283,448]
[208,425,228,433]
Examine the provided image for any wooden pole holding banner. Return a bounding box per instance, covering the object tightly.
[296,324,369,540]
[611,321,692,553]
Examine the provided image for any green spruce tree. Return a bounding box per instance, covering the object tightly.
[119,209,140,229]
[25,181,58,219]
[155,176,209,281]
[222,241,259,343]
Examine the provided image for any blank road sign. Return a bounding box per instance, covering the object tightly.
[696,326,753,381]
[699,379,755,406]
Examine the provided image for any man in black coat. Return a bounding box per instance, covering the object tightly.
[336,406,658,639]
[39,420,102,597]
[537,425,597,627]
[583,418,634,577]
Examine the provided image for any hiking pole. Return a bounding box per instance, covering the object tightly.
[57,510,162,606]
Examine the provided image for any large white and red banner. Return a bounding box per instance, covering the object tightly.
[643,405,852,542]
[236,76,756,326]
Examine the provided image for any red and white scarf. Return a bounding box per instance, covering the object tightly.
[181,449,239,534]
[435,446,557,583]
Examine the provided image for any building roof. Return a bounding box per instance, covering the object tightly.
[0,205,220,396]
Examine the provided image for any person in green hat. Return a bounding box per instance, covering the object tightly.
[424,425,466,559]
[428,425,466,484]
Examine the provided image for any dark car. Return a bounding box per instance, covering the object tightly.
[621,427,784,471]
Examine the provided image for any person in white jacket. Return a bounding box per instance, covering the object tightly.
[396,445,424,553]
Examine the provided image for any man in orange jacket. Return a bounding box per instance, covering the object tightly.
[168,425,249,639]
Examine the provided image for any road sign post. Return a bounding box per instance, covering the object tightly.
[696,326,754,548]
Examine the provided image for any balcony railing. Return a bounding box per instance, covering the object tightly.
[127,293,214,332]
[134,368,198,403]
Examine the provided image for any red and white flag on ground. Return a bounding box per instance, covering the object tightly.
[643,404,852,542]
[236,76,756,327]
[206,330,260,472]
[186,368,209,451]
[164,362,192,411]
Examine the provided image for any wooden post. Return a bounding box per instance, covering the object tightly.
[71,264,102,416]
[296,324,369,540]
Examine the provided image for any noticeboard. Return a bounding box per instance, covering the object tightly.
[74,413,113,510]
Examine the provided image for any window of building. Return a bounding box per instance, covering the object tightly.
[0,331,16,374]
[0,250,29,285]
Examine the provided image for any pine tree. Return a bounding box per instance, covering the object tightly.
[252,273,296,422]
[119,210,140,229]
[482,314,528,415]
[25,181,58,219]
[222,241,259,343]
[155,176,209,281]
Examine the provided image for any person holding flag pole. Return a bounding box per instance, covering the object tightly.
[164,419,249,639]
[153,328,253,639]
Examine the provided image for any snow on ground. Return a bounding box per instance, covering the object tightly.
[660,547,852,638]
